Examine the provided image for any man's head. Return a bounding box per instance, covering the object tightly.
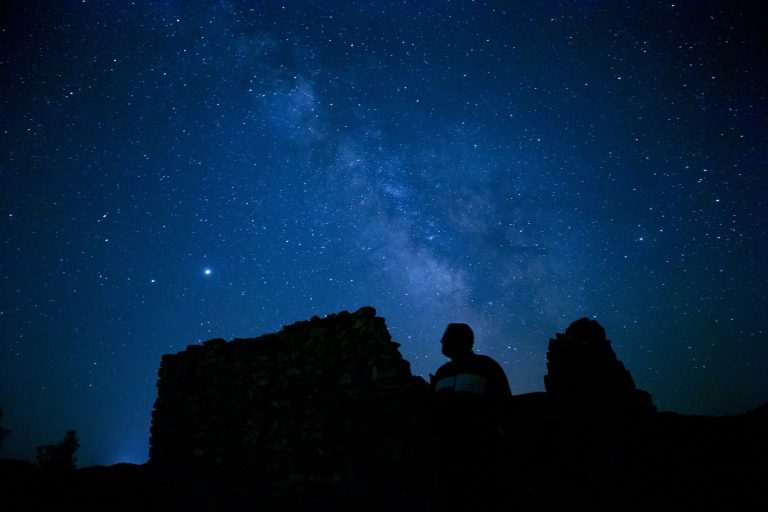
[441,323,474,360]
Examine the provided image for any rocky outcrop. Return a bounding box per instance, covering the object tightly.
[149,306,431,502]
[543,317,656,418]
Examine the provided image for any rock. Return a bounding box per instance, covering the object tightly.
[544,317,656,418]
[149,306,430,495]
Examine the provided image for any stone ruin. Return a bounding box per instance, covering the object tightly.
[149,306,431,495]
[544,317,656,418]
[148,309,659,507]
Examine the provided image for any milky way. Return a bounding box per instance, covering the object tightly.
[1,1,766,466]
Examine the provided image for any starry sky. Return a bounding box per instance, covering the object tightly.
[1,1,767,468]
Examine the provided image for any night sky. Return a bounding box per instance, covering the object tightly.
[2,1,767,468]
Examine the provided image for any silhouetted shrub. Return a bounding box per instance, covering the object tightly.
[36,430,79,471]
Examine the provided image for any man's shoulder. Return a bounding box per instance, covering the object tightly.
[433,360,457,377]
[472,354,512,396]
[473,353,504,370]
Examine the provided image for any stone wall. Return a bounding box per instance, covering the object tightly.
[544,317,656,418]
[149,306,430,490]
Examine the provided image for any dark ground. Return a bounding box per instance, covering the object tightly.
[2,400,766,512]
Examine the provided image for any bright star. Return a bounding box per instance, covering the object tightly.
[203,268,212,276]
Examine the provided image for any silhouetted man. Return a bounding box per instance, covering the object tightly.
[428,323,512,511]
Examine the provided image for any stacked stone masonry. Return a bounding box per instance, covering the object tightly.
[149,306,430,487]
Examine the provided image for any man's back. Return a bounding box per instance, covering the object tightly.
[428,324,512,511]
[431,352,511,435]
[432,353,511,400]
